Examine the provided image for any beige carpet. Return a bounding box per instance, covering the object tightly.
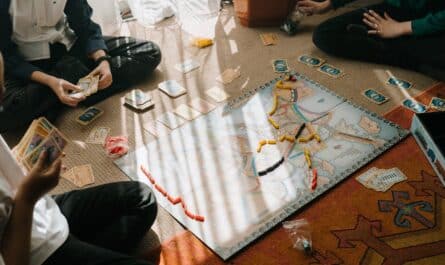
[2,0,438,256]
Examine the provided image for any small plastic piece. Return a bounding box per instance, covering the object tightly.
[104,136,129,158]
[283,219,312,255]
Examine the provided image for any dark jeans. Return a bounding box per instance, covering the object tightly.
[0,36,161,133]
[43,181,158,265]
[312,3,445,80]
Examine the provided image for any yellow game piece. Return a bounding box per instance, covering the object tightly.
[285,136,295,143]
[259,139,267,145]
[193,38,213,48]
[307,123,316,134]
[276,82,293,90]
[267,140,277,144]
[269,94,278,116]
[279,135,286,142]
[304,148,312,168]
[314,134,321,143]
[256,144,263,153]
[268,117,280,129]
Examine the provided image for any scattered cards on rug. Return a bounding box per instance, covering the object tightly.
[387,76,413,90]
[71,75,100,99]
[317,64,344,78]
[13,117,68,170]
[157,112,187,130]
[124,89,154,111]
[76,106,104,126]
[174,104,201,121]
[158,80,187,98]
[206,86,229,102]
[260,33,278,46]
[402,99,427,113]
[362,89,389,105]
[216,68,240,84]
[272,59,289,73]
[62,164,95,188]
[298,55,325,67]
[188,98,216,114]
[85,126,110,144]
[429,97,445,111]
[175,59,200,73]
[356,167,407,192]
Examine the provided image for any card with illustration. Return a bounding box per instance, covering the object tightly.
[387,76,413,90]
[76,107,104,126]
[174,59,200,73]
[298,55,325,67]
[362,89,389,105]
[272,59,289,73]
[430,97,445,111]
[158,80,187,98]
[317,64,344,78]
[402,99,427,113]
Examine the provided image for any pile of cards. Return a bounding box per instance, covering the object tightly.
[71,75,100,99]
[356,167,407,192]
[124,89,154,111]
[260,33,278,46]
[62,164,95,188]
[298,55,345,78]
[13,117,68,170]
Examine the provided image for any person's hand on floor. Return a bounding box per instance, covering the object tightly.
[296,0,332,16]
[363,10,412,38]
[17,150,62,204]
[48,77,85,107]
[89,61,113,90]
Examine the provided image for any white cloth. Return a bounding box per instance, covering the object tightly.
[9,0,77,61]
[0,136,69,265]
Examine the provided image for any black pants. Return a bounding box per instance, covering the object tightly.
[312,3,445,80]
[0,36,161,133]
[43,181,157,265]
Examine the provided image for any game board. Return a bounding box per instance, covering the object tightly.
[115,72,408,260]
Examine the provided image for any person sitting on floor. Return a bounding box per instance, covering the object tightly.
[295,0,445,80]
[0,0,162,133]
[0,53,158,265]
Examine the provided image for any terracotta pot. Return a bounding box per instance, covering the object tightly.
[233,0,295,27]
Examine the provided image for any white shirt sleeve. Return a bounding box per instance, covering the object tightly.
[0,177,13,242]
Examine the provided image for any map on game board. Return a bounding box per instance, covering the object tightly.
[115,72,408,260]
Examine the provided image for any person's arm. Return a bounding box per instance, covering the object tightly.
[0,151,62,265]
[412,10,445,36]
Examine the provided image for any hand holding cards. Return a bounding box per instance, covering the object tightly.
[71,75,100,99]
[14,117,68,170]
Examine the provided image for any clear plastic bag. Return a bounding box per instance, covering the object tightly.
[283,219,312,255]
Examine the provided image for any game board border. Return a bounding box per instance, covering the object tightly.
[116,72,410,260]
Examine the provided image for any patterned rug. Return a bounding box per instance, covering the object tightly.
[143,83,445,265]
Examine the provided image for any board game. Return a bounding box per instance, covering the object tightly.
[115,72,408,260]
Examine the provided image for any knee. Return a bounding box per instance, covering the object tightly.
[135,182,158,220]
[312,20,334,53]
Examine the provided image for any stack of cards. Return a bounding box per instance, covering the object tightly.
[124,89,154,111]
[13,117,68,170]
[356,167,407,192]
[158,80,187,98]
[62,164,95,187]
[71,75,100,99]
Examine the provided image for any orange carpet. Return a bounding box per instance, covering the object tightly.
[147,83,445,265]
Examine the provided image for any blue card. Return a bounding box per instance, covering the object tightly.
[402,99,427,113]
[387,77,412,89]
[430,97,445,111]
[272,59,289,73]
[298,55,325,67]
[362,89,389,105]
[317,64,344,78]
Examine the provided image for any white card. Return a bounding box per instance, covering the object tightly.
[143,120,170,137]
[216,68,241,84]
[189,98,216,114]
[174,59,200,73]
[158,80,187,97]
[156,112,187,130]
[206,86,229,102]
[85,127,110,144]
[174,104,201,120]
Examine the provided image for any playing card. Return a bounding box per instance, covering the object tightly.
[188,98,216,114]
[143,121,170,137]
[298,55,325,67]
[260,33,278,46]
[272,59,289,73]
[387,76,413,90]
[216,68,241,84]
[429,97,445,111]
[356,167,380,187]
[375,167,407,191]
[174,104,201,120]
[362,89,389,105]
[402,99,427,113]
[206,86,229,102]
[63,164,95,187]
[125,89,151,106]
[317,64,344,78]
[157,112,187,130]
[174,59,200,73]
[76,107,104,126]
[23,137,62,170]
[85,127,110,144]
[158,80,187,98]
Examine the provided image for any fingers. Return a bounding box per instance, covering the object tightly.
[296,0,314,7]
[298,7,314,15]
[368,30,378,35]
[63,81,82,93]
[384,12,393,21]
[34,150,49,170]
[363,18,377,29]
[368,10,383,21]
[60,94,83,107]
[98,73,113,90]
[363,12,379,25]
[45,158,62,178]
